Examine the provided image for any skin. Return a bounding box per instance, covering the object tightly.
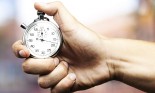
[12,2,155,93]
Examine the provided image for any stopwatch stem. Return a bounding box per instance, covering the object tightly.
[37,11,45,20]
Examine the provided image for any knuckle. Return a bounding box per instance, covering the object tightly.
[60,64,66,72]
[54,1,64,8]
[38,78,50,89]
[61,66,67,73]
[46,63,55,72]
[12,43,15,50]
[59,63,68,76]
[12,44,18,55]
[62,82,71,88]
[12,41,23,57]
[22,62,31,73]
[12,40,22,49]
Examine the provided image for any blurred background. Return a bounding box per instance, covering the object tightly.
[0,0,154,93]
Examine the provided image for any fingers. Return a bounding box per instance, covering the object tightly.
[34,2,78,30]
[51,73,76,93]
[22,58,59,75]
[12,40,30,58]
[38,62,68,88]
[23,57,76,92]
[34,2,64,17]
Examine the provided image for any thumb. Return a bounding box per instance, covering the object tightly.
[34,1,79,31]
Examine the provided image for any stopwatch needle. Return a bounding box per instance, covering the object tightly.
[38,38,53,43]
[40,39,45,42]
[44,40,53,43]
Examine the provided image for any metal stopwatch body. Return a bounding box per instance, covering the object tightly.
[21,11,62,58]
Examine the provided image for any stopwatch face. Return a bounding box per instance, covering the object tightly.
[24,21,62,58]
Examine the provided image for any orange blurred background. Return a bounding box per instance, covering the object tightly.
[0,0,154,93]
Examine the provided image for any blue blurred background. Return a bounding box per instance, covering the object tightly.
[0,0,154,93]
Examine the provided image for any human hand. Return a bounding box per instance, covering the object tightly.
[12,1,112,93]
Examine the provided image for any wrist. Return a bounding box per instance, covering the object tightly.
[97,37,117,81]
[102,38,155,92]
[101,38,116,80]
[101,38,129,81]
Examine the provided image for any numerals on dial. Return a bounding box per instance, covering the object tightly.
[30,45,35,48]
[51,43,55,47]
[30,33,34,36]
[29,39,33,42]
[47,49,51,52]
[25,22,61,58]
[35,49,39,52]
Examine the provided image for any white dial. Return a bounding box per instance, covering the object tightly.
[23,21,62,58]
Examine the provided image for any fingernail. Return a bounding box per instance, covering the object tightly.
[63,62,68,68]
[19,50,25,57]
[69,73,76,81]
[54,58,59,66]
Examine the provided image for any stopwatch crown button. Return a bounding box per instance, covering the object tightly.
[37,11,45,16]
[21,23,27,29]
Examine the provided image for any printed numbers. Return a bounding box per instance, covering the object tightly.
[34,27,38,31]
[29,39,33,42]
[30,33,34,36]
[30,45,35,48]
[52,32,55,35]
[51,44,55,47]
[35,49,39,52]
[53,38,57,41]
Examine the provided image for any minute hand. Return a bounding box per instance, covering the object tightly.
[43,39,55,43]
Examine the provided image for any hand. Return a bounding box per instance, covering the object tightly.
[12,1,155,93]
[12,1,112,93]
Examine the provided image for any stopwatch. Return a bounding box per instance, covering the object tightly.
[21,11,62,58]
